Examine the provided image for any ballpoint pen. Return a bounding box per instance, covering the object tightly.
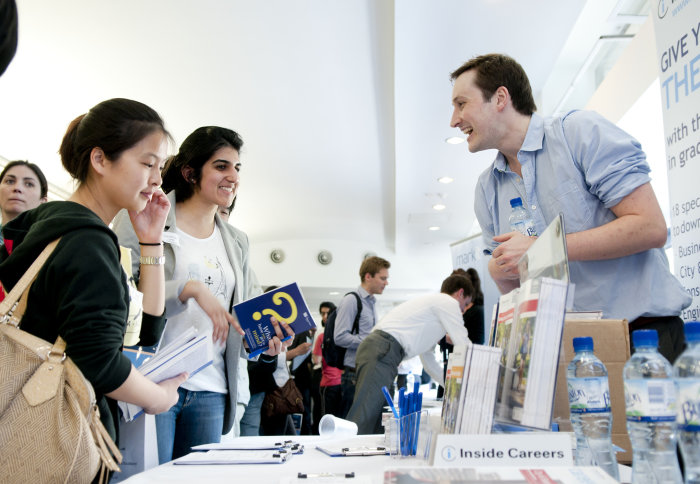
[381,386,399,418]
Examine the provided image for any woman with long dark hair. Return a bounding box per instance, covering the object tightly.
[114,126,292,462]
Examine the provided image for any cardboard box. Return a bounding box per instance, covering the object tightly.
[552,319,632,464]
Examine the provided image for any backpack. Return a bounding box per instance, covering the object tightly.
[322,292,362,369]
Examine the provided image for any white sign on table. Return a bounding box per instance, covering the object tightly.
[433,433,573,467]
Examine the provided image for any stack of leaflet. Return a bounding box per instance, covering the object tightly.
[457,345,502,434]
[440,344,469,434]
[440,343,502,435]
[119,327,213,422]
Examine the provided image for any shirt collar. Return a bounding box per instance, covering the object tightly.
[492,113,544,174]
[356,285,374,301]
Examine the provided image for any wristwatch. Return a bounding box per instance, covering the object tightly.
[139,255,165,266]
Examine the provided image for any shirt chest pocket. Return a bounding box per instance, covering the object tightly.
[544,179,593,233]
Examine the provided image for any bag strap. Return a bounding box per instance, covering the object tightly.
[0,238,61,326]
[347,291,362,335]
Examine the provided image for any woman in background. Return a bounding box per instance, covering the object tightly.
[0,98,186,463]
[462,268,485,345]
[114,126,292,462]
[0,160,47,230]
[0,160,48,301]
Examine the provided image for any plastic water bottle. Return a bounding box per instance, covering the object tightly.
[508,197,537,236]
[405,371,415,392]
[566,336,619,480]
[673,321,700,484]
[624,329,682,484]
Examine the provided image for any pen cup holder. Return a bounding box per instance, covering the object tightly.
[386,410,431,460]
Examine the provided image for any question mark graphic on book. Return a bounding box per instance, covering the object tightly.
[253,291,298,324]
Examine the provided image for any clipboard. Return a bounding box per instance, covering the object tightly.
[316,446,388,457]
[174,450,290,465]
[193,440,304,454]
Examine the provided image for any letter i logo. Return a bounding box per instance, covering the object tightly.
[442,446,457,462]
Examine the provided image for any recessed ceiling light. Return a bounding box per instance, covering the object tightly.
[445,136,465,144]
[428,226,440,231]
[433,204,446,211]
[437,176,453,184]
[329,291,340,295]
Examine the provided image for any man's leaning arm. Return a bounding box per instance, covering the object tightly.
[565,183,667,262]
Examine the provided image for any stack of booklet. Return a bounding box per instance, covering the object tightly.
[119,327,213,422]
[440,344,501,434]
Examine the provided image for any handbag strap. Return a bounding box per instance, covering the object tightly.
[0,238,61,326]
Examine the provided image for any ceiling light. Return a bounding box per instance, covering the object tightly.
[329,291,340,295]
[428,226,440,231]
[432,203,446,211]
[445,136,465,144]
[437,176,453,184]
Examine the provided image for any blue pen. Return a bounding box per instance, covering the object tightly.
[381,386,399,418]
[412,392,423,455]
[413,379,419,396]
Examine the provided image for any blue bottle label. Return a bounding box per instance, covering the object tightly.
[675,378,700,431]
[624,379,676,422]
[568,377,611,413]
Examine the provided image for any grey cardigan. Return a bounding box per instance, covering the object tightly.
[112,190,262,434]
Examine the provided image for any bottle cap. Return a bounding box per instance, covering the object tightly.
[572,336,593,352]
[632,329,658,348]
[509,197,523,208]
[684,321,700,343]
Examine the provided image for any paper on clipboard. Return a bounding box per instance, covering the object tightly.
[193,440,304,454]
[315,445,388,457]
[174,450,289,465]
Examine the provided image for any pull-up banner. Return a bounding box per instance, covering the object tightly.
[652,0,700,321]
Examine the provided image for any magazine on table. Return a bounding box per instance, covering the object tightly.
[383,466,618,483]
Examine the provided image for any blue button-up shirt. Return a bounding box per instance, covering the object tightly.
[474,110,691,321]
[333,286,377,368]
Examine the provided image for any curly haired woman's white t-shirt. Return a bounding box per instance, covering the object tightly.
[160,224,235,394]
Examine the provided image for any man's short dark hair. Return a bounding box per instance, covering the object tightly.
[450,53,536,116]
[440,274,474,299]
[359,256,390,282]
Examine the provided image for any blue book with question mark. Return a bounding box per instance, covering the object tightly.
[233,282,317,358]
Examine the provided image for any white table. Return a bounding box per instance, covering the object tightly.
[120,434,424,484]
[119,432,631,484]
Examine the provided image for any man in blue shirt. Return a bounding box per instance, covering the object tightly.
[333,256,390,417]
[449,53,691,363]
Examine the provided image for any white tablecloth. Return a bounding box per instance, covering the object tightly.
[120,434,423,484]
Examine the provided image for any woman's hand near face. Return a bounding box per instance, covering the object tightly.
[129,188,170,244]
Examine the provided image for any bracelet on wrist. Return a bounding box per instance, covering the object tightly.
[139,255,165,266]
[138,241,163,246]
